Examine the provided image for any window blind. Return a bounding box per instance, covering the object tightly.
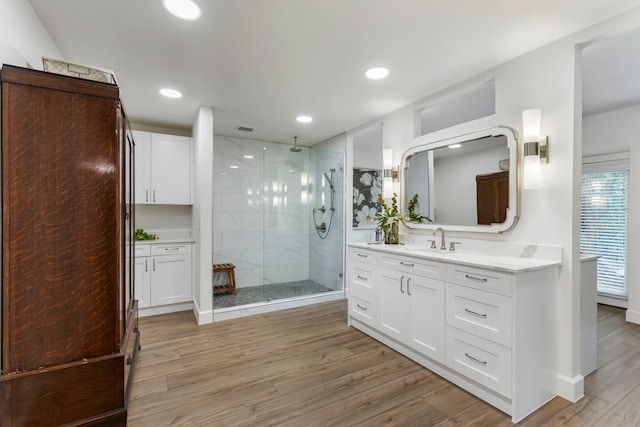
[580,170,628,298]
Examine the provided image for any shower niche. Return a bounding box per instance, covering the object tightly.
[212,136,345,312]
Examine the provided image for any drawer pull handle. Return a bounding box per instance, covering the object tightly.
[400,276,405,293]
[407,277,412,295]
[163,247,180,251]
[356,304,368,311]
[400,261,415,267]
[465,353,487,366]
[464,308,487,318]
[356,275,368,281]
[357,253,368,258]
[464,274,488,282]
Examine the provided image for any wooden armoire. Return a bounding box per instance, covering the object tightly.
[476,171,509,225]
[0,65,139,426]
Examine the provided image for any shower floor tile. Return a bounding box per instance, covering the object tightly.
[213,280,333,309]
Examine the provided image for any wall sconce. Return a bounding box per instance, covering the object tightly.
[383,148,398,198]
[521,109,548,189]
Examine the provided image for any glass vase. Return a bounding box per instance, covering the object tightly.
[385,222,399,244]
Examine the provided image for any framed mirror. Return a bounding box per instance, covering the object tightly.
[401,126,519,233]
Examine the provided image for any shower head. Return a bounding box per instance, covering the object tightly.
[290,136,303,152]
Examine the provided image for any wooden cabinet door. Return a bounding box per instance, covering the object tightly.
[2,75,120,372]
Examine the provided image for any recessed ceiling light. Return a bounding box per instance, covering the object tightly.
[296,115,313,123]
[229,165,239,169]
[163,0,201,20]
[243,155,254,159]
[159,88,182,98]
[448,144,461,149]
[365,66,389,80]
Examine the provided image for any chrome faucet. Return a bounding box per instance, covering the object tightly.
[433,227,446,250]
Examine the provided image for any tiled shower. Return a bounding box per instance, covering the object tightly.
[213,135,344,309]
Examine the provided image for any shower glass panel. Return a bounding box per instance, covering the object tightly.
[213,136,344,311]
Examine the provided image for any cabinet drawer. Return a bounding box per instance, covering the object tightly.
[135,244,151,257]
[446,283,512,347]
[349,247,376,264]
[381,254,445,280]
[151,243,192,256]
[446,264,512,297]
[350,262,377,296]
[446,326,512,398]
[349,290,377,328]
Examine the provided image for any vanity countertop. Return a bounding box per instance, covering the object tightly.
[349,242,562,273]
[135,238,195,245]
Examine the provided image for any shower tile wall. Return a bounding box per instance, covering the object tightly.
[213,136,310,289]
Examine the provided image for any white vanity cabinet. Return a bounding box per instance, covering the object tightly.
[347,247,378,328]
[378,254,445,364]
[347,244,558,423]
[135,242,193,315]
[132,130,192,205]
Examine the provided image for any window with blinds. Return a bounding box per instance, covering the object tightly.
[580,166,628,298]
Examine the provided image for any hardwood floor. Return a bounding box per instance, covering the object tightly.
[128,301,640,426]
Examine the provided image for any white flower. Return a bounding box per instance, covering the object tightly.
[353,188,365,206]
[359,172,373,186]
[355,205,377,227]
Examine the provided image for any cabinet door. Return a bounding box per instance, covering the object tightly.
[406,275,445,363]
[150,133,191,204]
[379,268,407,342]
[132,130,152,204]
[135,257,151,308]
[151,253,193,305]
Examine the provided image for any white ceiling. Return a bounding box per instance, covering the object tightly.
[28,0,640,146]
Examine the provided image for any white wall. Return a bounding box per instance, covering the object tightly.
[192,107,214,324]
[583,105,640,156]
[0,0,61,67]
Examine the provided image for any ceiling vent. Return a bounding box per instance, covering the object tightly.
[236,125,254,132]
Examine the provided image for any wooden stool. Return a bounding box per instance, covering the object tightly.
[213,263,236,295]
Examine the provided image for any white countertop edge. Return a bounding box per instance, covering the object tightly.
[135,238,195,244]
[348,242,562,273]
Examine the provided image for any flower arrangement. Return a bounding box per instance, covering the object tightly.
[370,193,431,244]
[406,193,432,223]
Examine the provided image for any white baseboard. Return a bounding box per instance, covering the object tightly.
[193,299,214,325]
[138,302,193,318]
[556,374,584,402]
[626,309,640,325]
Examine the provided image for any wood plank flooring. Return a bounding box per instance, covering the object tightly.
[128,301,640,426]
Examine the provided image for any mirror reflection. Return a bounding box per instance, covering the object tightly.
[402,126,518,233]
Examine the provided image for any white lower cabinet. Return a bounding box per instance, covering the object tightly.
[135,243,193,313]
[347,245,557,423]
[379,264,445,364]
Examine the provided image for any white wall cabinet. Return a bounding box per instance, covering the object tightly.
[135,243,193,314]
[132,130,192,205]
[347,244,557,423]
